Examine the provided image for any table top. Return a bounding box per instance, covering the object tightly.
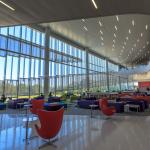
[47,102,60,106]
[17,102,26,105]
[89,104,98,107]
[24,104,32,107]
[125,104,140,108]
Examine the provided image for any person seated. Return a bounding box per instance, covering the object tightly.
[0,94,7,103]
[146,87,150,96]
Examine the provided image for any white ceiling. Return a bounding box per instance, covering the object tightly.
[41,14,150,66]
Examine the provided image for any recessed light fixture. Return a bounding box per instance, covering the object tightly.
[99,21,103,27]
[0,0,15,11]
[83,26,88,31]
[91,0,98,9]
[82,19,85,22]
[114,33,116,38]
[134,44,136,47]
[115,25,117,31]
[100,30,103,35]
[146,24,148,30]
[116,15,119,22]
[132,20,135,26]
[126,37,129,40]
[141,33,143,37]
[129,29,131,34]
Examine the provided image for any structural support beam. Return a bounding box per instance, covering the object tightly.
[106,60,110,92]
[86,50,89,91]
[119,76,121,91]
[44,27,50,101]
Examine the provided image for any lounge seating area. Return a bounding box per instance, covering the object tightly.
[2,2,150,149]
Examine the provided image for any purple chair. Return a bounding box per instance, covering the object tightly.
[48,97,61,103]
[8,98,29,109]
[108,102,125,113]
[77,100,99,109]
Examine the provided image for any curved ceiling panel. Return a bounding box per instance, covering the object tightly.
[41,14,150,66]
[1,0,150,26]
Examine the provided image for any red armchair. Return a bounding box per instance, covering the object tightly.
[30,99,45,115]
[99,99,116,116]
[35,107,64,148]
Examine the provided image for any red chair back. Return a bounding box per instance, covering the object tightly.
[99,99,116,116]
[99,98,108,110]
[35,107,64,139]
[30,99,44,115]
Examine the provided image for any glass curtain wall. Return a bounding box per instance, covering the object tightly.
[88,54,107,92]
[108,62,120,92]
[0,25,130,98]
[48,36,86,95]
[108,62,128,92]
[0,26,45,98]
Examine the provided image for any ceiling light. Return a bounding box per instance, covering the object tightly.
[126,37,129,40]
[114,33,116,38]
[116,15,119,22]
[141,33,143,37]
[91,0,98,9]
[129,29,131,34]
[113,39,115,43]
[146,24,148,30]
[83,26,88,31]
[137,39,139,42]
[82,19,85,22]
[115,25,117,31]
[132,20,135,26]
[123,46,125,49]
[132,48,134,51]
[99,21,103,27]
[134,44,136,47]
[143,46,145,49]
[101,37,103,40]
[112,44,115,48]
[100,30,103,35]
[0,0,15,11]
[147,41,149,45]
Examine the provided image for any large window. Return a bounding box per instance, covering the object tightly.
[88,54,107,92]
[0,26,45,98]
[49,36,86,94]
[0,25,129,98]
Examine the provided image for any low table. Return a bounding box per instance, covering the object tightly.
[44,102,67,111]
[0,103,6,110]
[124,104,140,112]
[89,104,98,118]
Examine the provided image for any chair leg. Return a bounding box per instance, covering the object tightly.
[39,138,58,149]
